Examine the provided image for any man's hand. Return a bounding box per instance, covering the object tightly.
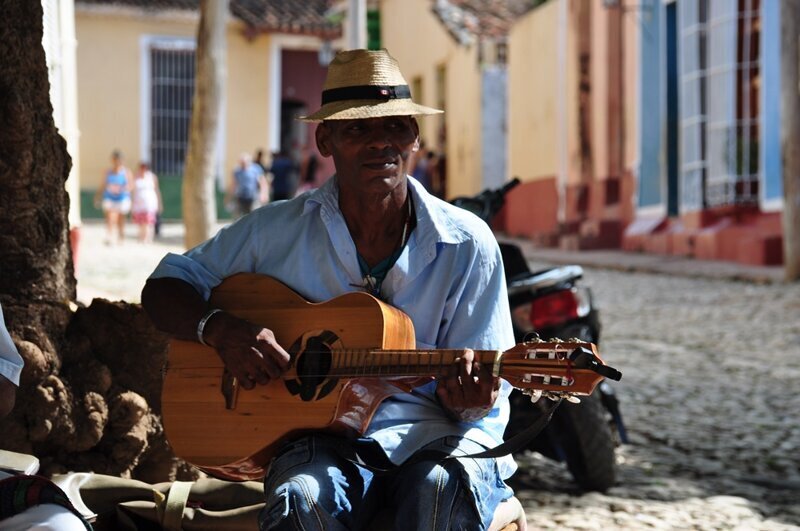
[435,349,500,422]
[202,311,291,390]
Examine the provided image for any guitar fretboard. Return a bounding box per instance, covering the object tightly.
[328,349,501,378]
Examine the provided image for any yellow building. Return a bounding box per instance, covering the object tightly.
[75,0,342,217]
[507,0,638,248]
[380,0,532,199]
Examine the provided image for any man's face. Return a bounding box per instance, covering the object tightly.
[316,116,420,194]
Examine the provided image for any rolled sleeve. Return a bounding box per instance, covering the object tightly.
[148,217,260,300]
[149,253,224,301]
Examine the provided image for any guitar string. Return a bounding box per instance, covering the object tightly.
[262,348,572,379]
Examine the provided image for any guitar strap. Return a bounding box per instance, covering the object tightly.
[343,397,564,473]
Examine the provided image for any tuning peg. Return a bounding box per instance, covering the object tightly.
[565,394,581,404]
[526,389,542,403]
[522,332,542,343]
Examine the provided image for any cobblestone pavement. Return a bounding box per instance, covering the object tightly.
[75,222,800,529]
[511,263,800,530]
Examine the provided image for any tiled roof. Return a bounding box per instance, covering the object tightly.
[232,0,341,38]
[76,0,342,38]
[431,0,539,43]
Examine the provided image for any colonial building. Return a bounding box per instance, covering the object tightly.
[507,0,785,266]
[380,0,535,198]
[506,0,638,249]
[625,0,783,266]
[74,0,343,217]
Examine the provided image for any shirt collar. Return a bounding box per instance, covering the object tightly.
[301,175,471,295]
[302,175,468,247]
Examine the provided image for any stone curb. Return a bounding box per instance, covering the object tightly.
[498,236,786,285]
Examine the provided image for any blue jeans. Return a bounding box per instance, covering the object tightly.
[259,435,513,531]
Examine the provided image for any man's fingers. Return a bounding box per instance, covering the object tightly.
[472,362,497,391]
[256,335,291,369]
[259,351,286,380]
[443,370,462,396]
[233,365,256,390]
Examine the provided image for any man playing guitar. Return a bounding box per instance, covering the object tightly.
[142,49,522,531]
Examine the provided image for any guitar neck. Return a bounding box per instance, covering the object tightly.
[329,349,501,378]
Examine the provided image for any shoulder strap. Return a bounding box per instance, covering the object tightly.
[420,397,563,463]
[342,398,563,473]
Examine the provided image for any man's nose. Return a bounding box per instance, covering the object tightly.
[366,127,392,149]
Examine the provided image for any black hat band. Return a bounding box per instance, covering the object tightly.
[321,85,411,105]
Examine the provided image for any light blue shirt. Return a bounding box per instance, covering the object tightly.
[150,176,517,478]
[0,303,24,386]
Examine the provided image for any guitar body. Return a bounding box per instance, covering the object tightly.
[162,274,417,480]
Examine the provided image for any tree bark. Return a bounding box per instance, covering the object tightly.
[782,1,800,281]
[0,1,74,341]
[0,1,192,482]
[182,0,227,249]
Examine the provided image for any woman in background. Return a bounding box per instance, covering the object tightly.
[131,161,163,243]
[94,150,132,245]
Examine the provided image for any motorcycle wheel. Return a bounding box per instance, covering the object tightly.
[547,390,616,492]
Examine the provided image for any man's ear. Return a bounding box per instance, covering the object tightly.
[316,123,332,157]
[411,117,420,152]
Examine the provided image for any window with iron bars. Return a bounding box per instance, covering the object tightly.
[679,0,760,210]
[150,46,195,178]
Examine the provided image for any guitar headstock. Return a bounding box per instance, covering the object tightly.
[500,338,621,401]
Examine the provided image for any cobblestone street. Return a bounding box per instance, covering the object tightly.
[511,265,800,530]
[75,222,800,529]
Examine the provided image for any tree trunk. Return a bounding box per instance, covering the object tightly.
[182,0,227,249]
[0,1,193,482]
[782,1,800,281]
[0,1,74,348]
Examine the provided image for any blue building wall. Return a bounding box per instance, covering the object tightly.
[761,0,782,205]
[637,1,663,208]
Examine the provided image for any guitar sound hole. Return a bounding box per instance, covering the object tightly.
[297,336,331,379]
[287,331,340,401]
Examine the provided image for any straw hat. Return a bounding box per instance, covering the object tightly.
[300,49,443,122]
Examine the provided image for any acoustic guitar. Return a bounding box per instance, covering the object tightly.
[161,273,621,481]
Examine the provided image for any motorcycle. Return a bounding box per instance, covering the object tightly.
[451,178,627,492]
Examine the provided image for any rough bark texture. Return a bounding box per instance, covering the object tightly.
[0,0,75,330]
[182,0,226,249]
[0,1,196,482]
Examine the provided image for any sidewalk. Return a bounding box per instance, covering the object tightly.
[74,221,788,306]
[74,220,226,304]
[500,236,786,284]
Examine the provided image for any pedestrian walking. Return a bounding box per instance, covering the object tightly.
[131,161,163,243]
[93,149,133,245]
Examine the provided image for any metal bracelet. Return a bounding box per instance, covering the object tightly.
[197,308,223,346]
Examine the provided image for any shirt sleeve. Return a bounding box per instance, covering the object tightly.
[0,304,24,386]
[148,216,260,300]
[438,234,515,353]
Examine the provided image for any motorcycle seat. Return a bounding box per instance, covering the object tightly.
[508,265,584,295]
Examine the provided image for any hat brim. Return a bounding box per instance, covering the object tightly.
[299,99,443,122]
